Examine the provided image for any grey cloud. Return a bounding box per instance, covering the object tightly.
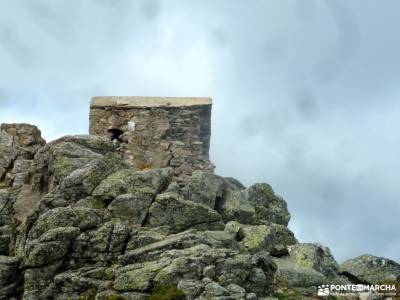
[314,0,360,82]
[263,38,287,63]
[24,0,74,40]
[209,27,229,47]
[294,88,319,120]
[140,0,161,20]
[0,0,399,264]
[0,25,33,66]
[239,110,292,141]
[0,89,11,109]
[294,0,317,22]
[93,0,124,7]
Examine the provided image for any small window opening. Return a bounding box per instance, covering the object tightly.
[108,128,124,142]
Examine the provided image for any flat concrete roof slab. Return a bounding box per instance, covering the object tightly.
[91,96,212,108]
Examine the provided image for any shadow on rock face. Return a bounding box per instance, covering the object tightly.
[0,121,398,300]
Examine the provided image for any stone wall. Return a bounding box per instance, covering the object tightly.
[89,97,214,175]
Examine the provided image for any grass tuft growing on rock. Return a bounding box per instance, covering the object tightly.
[77,287,97,300]
[148,284,186,300]
[101,295,126,300]
[275,288,302,300]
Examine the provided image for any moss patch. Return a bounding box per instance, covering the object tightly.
[274,288,302,300]
[101,295,126,300]
[77,287,97,300]
[148,285,186,300]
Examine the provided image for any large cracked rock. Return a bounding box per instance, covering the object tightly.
[0,124,45,182]
[116,243,276,299]
[0,256,20,299]
[226,221,297,254]
[0,122,399,300]
[59,152,128,202]
[24,226,81,267]
[247,183,290,226]
[272,243,350,289]
[167,170,290,227]
[0,124,46,270]
[166,170,227,208]
[287,243,339,278]
[27,207,103,241]
[30,134,117,193]
[93,168,172,202]
[0,123,46,203]
[340,254,400,284]
[147,193,224,233]
[273,257,327,288]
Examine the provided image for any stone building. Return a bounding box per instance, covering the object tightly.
[89,96,214,174]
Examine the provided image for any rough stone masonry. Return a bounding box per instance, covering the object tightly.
[89,97,214,175]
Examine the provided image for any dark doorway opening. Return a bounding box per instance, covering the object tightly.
[108,128,124,142]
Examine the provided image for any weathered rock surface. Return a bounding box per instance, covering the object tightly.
[271,243,350,290]
[0,256,20,299]
[0,124,46,272]
[340,254,400,284]
[166,170,226,208]
[287,243,339,278]
[59,152,128,202]
[30,134,117,193]
[0,122,398,300]
[147,193,224,232]
[0,124,45,179]
[247,183,290,226]
[273,257,327,288]
[236,223,297,254]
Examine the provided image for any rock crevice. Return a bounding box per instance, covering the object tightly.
[0,121,398,300]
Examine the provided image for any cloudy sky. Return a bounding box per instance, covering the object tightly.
[1,0,399,263]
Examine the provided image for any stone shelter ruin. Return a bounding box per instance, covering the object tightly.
[89,96,214,174]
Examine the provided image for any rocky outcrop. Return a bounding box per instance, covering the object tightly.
[0,124,46,261]
[30,134,118,194]
[0,122,398,300]
[339,254,400,284]
[0,256,20,299]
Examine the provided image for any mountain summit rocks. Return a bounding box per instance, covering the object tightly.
[0,122,399,300]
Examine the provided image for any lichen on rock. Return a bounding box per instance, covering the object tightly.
[0,120,398,300]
